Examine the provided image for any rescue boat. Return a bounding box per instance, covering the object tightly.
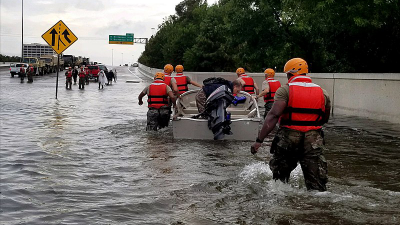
[173,90,261,141]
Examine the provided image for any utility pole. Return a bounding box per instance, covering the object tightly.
[21,0,24,62]
[122,53,123,65]
[112,49,113,66]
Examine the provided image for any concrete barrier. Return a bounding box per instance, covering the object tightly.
[138,63,400,124]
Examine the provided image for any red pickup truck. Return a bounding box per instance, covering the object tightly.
[87,65,100,81]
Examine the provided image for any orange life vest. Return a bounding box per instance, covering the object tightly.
[264,78,281,103]
[174,73,189,94]
[240,74,255,94]
[164,73,172,86]
[148,80,169,109]
[20,67,25,74]
[79,71,85,78]
[66,71,72,78]
[280,75,325,132]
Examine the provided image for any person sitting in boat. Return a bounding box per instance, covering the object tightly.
[256,68,281,118]
[138,72,177,131]
[195,77,242,114]
[194,77,243,140]
[173,65,202,96]
[236,67,259,95]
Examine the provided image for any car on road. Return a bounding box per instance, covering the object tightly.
[132,63,138,67]
[9,63,28,77]
[98,64,108,73]
[88,65,100,81]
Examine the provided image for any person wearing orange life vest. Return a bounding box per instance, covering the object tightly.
[256,68,281,118]
[251,58,331,191]
[163,64,178,92]
[19,64,26,83]
[65,67,73,89]
[138,72,177,131]
[26,64,34,83]
[236,67,259,95]
[78,66,86,89]
[173,65,202,96]
[85,67,90,85]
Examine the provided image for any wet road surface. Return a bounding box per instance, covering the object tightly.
[1,66,400,224]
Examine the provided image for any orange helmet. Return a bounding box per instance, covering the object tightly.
[284,58,308,76]
[154,72,165,80]
[175,65,184,73]
[164,64,173,74]
[236,67,245,75]
[264,68,275,78]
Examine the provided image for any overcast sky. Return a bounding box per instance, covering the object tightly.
[0,0,218,65]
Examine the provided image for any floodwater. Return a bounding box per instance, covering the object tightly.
[1,66,399,225]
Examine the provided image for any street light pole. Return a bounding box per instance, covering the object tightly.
[112,49,113,66]
[21,0,24,62]
[122,53,123,65]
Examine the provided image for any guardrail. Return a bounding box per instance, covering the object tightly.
[138,63,400,124]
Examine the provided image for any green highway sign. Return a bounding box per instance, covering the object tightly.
[109,33,134,45]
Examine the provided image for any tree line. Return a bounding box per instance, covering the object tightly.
[0,54,21,63]
[138,0,399,73]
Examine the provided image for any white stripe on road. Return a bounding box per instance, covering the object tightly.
[127,67,143,81]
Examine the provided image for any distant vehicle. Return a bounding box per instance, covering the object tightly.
[63,55,75,67]
[98,64,108,73]
[88,65,100,81]
[22,57,46,75]
[132,63,138,67]
[9,63,28,77]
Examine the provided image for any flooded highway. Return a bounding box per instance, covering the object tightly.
[1,66,400,224]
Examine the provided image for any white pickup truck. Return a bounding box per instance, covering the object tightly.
[9,63,29,77]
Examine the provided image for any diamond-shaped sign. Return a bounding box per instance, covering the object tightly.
[42,20,78,54]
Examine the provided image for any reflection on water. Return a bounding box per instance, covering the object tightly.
[1,68,399,224]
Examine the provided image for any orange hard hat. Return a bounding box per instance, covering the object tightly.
[236,67,245,75]
[175,65,184,73]
[264,68,275,77]
[164,64,173,74]
[284,58,308,76]
[154,72,165,80]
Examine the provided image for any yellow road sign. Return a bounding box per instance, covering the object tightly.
[42,20,78,54]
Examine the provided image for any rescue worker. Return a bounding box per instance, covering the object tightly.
[251,58,331,192]
[78,67,85,89]
[98,70,107,89]
[174,65,202,96]
[236,67,259,95]
[162,64,179,125]
[256,68,281,118]
[85,67,90,85]
[113,69,117,82]
[138,72,177,131]
[65,67,73,89]
[19,64,26,83]
[27,64,34,83]
[72,66,78,84]
[163,64,179,94]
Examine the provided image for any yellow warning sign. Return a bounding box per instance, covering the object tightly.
[42,20,78,54]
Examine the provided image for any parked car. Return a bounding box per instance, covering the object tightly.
[9,63,28,77]
[98,64,108,73]
[88,65,100,81]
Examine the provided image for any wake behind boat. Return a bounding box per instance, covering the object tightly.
[173,90,261,141]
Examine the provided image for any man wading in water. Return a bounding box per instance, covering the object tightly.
[251,58,331,191]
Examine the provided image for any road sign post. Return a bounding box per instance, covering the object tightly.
[42,20,78,99]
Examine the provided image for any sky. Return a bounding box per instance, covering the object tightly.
[0,0,218,65]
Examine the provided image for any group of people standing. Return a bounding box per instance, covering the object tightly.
[19,64,35,83]
[138,58,331,192]
[65,66,116,90]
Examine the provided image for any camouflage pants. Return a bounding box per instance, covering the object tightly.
[195,89,207,114]
[269,128,328,191]
[146,106,171,131]
[264,102,273,118]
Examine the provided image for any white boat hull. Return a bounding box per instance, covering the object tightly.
[172,90,261,141]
